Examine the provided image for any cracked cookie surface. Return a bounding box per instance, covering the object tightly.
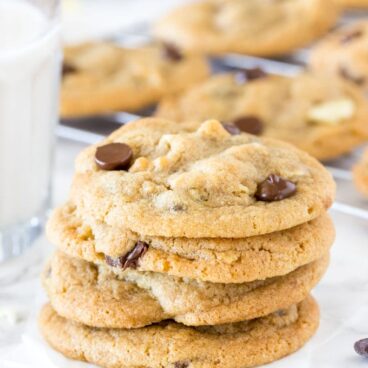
[39,296,319,368]
[154,0,340,56]
[69,118,335,239]
[61,43,209,117]
[156,73,368,161]
[43,251,328,328]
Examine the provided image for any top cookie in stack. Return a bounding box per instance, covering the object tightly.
[42,118,335,367]
[48,118,335,283]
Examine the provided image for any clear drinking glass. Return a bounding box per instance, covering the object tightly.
[0,0,61,261]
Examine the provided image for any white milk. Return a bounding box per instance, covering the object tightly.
[0,0,61,229]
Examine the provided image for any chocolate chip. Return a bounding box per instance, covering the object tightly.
[105,241,149,270]
[339,66,365,86]
[162,43,183,62]
[235,67,267,84]
[174,362,189,368]
[172,203,186,212]
[62,62,77,77]
[340,29,363,44]
[95,143,133,171]
[354,338,368,358]
[255,174,296,202]
[232,116,263,135]
[222,123,241,135]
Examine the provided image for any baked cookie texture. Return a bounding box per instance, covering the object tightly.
[70,118,335,238]
[156,73,368,161]
[353,148,368,196]
[43,251,328,328]
[153,0,341,56]
[310,21,368,95]
[39,296,319,368]
[61,43,210,117]
[47,204,335,283]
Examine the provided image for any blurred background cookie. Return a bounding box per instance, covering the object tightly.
[154,0,341,56]
[309,21,368,96]
[156,71,368,161]
[61,42,210,117]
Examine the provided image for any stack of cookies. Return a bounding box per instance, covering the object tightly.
[40,118,336,368]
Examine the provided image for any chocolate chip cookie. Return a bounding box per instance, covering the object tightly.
[156,72,368,161]
[47,203,334,283]
[61,43,210,117]
[154,0,341,56]
[310,21,368,96]
[69,118,335,239]
[39,296,319,368]
[43,251,328,328]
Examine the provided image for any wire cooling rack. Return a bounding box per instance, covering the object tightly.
[58,14,368,222]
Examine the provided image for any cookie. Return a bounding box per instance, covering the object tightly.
[61,43,209,118]
[39,296,319,368]
[156,72,368,161]
[47,203,335,283]
[153,0,340,56]
[69,118,335,239]
[310,21,368,95]
[353,148,368,196]
[43,251,328,328]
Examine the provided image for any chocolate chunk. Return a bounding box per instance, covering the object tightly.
[162,43,183,62]
[174,362,189,368]
[222,123,241,135]
[255,174,296,202]
[340,29,363,44]
[95,143,133,171]
[354,338,368,358]
[62,62,77,77]
[339,66,365,86]
[232,116,263,135]
[105,241,149,270]
[236,67,267,84]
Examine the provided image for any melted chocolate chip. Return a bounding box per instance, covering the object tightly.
[174,362,189,368]
[95,143,133,171]
[339,66,365,86]
[235,67,267,84]
[162,43,183,62]
[105,241,149,270]
[354,338,368,358]
[255,174,296,202]
[222,123,241,135]
[340,29,363,44]
[62,62,77,77]
[232,116,263,135]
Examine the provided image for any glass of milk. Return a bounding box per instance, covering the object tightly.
[0,0,61,261]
